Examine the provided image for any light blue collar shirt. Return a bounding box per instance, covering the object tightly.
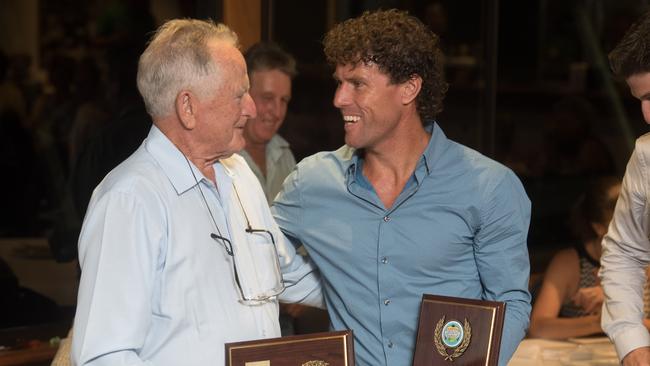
[73,126,321,365]
[272,122,531,366]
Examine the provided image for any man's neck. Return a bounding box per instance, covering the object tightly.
[244,139,268,177]
[362,120,431,209]
[189,157,217,185]
[157,120,220,185]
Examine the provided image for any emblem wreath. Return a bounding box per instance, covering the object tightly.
[434,316,472,361]
[301,361,329,366]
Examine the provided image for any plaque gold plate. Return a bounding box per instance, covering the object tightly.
[413,294,505,366]
[226,330,354,366]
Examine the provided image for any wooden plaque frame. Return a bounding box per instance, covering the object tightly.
[412,294,506,366]
[225,330,354,366]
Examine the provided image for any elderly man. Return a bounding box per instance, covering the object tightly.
[272,9,531,366]
[72,19,321,366]
[240,42,297,204]
[601,9,650,366]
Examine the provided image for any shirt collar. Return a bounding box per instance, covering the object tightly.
[145,125,235,195]
[346,120,448,181]
[266,134,290,163]
[420,120,449,176]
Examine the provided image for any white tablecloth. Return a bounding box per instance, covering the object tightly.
[509,338,618,366]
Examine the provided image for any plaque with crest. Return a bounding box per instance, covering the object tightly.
[225,330,354,366]
[413,294,505,366]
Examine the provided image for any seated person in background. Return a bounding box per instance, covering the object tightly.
[240,42,296,204]
[529,176,621,339]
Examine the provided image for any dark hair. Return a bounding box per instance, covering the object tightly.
[570,176,620,242]
[609,9,650,78]
[323,9,448,122]
[244,42,297,78]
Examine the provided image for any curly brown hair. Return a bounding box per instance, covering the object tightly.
[323,9,448,122]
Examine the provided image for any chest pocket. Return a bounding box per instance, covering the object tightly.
[233,229,284,300]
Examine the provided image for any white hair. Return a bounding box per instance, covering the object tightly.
[136,19,239,118]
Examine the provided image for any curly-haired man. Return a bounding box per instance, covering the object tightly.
[272,9,531,366]
[601,9,650,366]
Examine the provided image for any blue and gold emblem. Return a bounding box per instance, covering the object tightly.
[441,320,464,348]
[434,316,472,362]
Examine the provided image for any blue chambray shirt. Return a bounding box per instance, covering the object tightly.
[272,122,531,366]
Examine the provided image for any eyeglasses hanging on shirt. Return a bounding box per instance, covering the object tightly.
[184,155,284,305]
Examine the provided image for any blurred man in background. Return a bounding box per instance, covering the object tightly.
[240,42,297,204]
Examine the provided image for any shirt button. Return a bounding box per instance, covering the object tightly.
[387,340,394,348]
[383,216,391,222]
[381,257,388,264]
[384,299,391,305]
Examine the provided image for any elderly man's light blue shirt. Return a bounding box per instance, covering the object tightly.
[73,126,321,366]
[272,122,531,366]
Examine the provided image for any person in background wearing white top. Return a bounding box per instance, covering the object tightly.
[72,19,321,366]
[601,8,650,366]
[240,42,297,204]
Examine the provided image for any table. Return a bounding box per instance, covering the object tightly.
[0,238,78,306]
[0,322,70,366]
[0,342,59,366]
[509,337,618,366]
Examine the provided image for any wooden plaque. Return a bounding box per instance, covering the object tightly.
[225,330,354,366]
[412,294,506,366]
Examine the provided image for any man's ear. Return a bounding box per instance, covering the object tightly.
[401,74,422,105]
[176,90,196,130]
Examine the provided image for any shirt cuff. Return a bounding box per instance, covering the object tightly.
[612,325,650,361]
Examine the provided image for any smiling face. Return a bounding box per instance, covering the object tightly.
[244,68,292,146]
[194,41,257,159]
[333,63,406,151]
[626,72,650,125]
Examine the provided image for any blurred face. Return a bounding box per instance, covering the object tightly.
[333,63,404,151]
[626,72,650,124]
[194,41,257,158]
[244,69,292,146]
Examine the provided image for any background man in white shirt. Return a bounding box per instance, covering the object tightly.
[240,42,297,204]
[72,19,321,366]
[601,9,650,366]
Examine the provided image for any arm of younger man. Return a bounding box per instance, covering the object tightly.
[272,167,324,309]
